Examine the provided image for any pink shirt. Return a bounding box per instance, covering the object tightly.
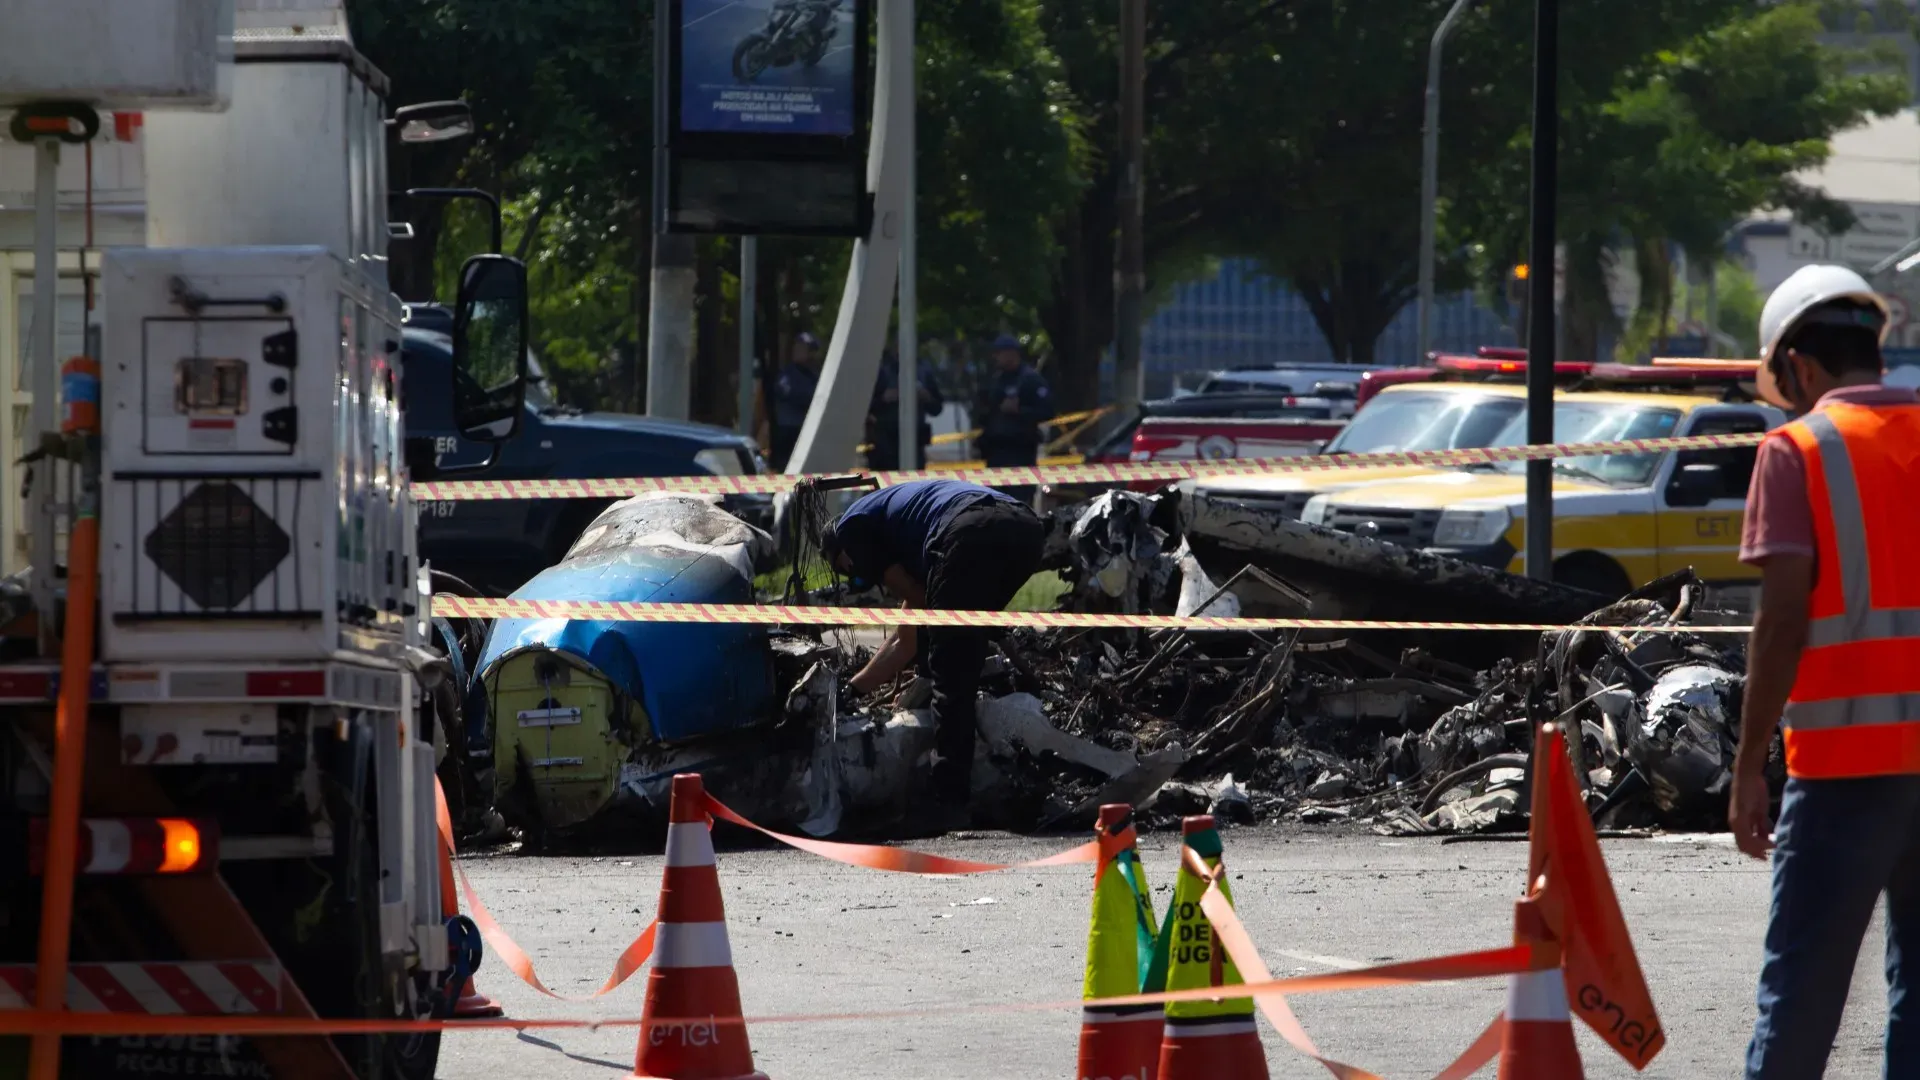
[1739,384,1920,566]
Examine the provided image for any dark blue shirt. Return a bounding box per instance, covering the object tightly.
[772,363,820,429]
[976,364,1054,459]
[831,480,1019,582]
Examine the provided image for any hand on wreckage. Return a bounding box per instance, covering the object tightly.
[845,671,930,711]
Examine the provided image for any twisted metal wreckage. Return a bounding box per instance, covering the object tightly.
[433,487,1765,847]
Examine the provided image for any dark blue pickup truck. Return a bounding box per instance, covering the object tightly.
[400,309,770,594]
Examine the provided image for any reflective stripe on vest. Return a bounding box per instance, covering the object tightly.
[1781,405,1920,778]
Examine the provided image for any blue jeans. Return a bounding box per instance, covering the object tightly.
[1747,775,1920,1079]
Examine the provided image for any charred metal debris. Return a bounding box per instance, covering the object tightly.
[828,489,1771,836]
[457,487,1769,848]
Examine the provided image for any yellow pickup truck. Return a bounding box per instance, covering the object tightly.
[1296,365,1784,608]
[1184,353,1601,517]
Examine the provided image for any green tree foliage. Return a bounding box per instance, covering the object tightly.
[916,0,1086,341]
[1023,0,1843,379]
[358,0,1082,416]
[1450,2,1905,361]
[1031,0,1332,400]
[358,0,1906,411]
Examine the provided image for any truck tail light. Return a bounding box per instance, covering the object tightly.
[1129,434,1182,461]
[28,817,218,876]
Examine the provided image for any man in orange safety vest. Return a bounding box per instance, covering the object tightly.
[1733,263,1920,1078]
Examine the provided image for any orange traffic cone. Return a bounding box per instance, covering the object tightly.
[1151,815,1269,1080]
[1497,896,1583,1079]
[436,781,504,1019]
[1076,804,1160,1080]
[629,774,769,1080]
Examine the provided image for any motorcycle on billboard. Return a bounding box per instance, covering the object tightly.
[732,0,841,83]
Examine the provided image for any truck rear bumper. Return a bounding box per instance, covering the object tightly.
[0,660,404,708]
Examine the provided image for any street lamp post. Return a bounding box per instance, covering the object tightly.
[1415,0,1478,365]
[1523,0,1559,582]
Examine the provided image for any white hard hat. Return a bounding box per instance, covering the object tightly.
[1756,263,1890,407]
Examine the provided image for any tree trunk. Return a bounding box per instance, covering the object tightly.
[1643,238,1675,356]
[1561,234,1615,365]
[1041,192,1118,411]
[754,241,780,446]
[692,238,728,426]
[1294,259,1416,366]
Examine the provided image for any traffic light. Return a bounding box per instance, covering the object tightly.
[1507,264,1529,306]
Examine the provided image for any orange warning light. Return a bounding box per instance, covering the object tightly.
[157,819,203,873]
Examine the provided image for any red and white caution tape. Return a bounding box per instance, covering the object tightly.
[427,595,1751,634]
[0,962,280,1015]
[409,430,1768,501]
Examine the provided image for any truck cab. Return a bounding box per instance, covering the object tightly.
[400,308,768,594]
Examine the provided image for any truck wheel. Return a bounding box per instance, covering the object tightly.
[322,718,443,1080]
[1553,552,1633,602]
[383,1029,442,1080]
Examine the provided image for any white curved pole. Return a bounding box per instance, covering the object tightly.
[787,0,910,475]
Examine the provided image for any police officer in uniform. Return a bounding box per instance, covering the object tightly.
[769,331,822,469]
[974,333,1053,503]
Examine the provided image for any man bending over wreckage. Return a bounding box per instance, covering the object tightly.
[822,479,1046,828]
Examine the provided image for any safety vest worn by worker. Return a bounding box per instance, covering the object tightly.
[1780,401,1920,778]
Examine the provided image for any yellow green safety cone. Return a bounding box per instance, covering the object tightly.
[1145,815,1269,1080]
[1075,804,1161,1080]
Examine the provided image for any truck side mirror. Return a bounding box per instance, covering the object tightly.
[392,101,474,144]
[1666,461,1724,508]
[452,254,529,443]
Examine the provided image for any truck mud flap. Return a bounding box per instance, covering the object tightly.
[61,1034,276,1080]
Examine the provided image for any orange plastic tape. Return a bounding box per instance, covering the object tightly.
[429,595,1754,635]
[0,944,1544,1038]
[431,786,1119,1003]
[410,430,1767,501]
[1183,847,1513,1080]
[437,783,657,1001]
[704,792,1105,873]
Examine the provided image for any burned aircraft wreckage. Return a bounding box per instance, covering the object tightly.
[438,486,1760,846]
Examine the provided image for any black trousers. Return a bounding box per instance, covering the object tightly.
[772,426,801,471]
[981,446,1041,506]
[920,498,1046,802]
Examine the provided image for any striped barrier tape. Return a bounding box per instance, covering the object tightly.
[427,595,1753,634]
[854,407,1110,454]
[410,429,1767,500]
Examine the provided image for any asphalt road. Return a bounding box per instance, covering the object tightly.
[435,827,1893,1079]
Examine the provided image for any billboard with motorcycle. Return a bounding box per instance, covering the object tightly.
[655,0,870,236]
[679,0,855,136]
